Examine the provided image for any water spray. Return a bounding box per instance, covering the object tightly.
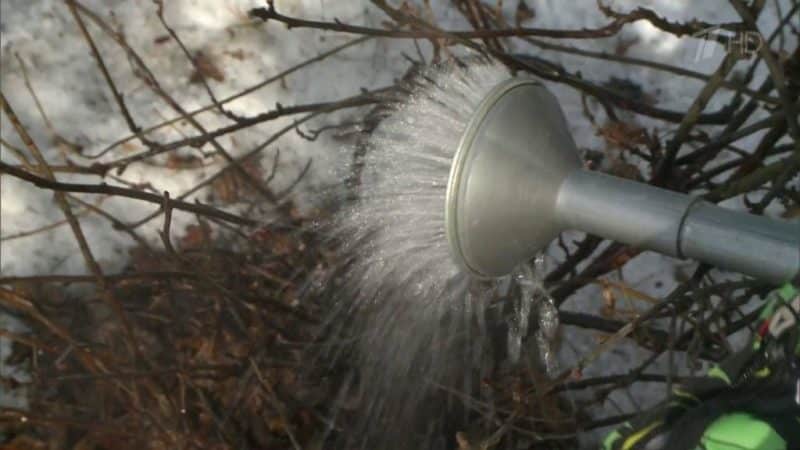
[445,78,800,283]
[334,63,798,449]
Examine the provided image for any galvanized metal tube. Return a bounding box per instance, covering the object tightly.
[680,201,800,284]
[556,170,693,258]
[555,170,800,283]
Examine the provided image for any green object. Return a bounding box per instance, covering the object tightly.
[601,283,800,450]
[759,283,799,320]
[700,413,786,450]
[602,429,622,450]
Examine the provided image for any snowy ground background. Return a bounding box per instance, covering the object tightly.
[2,0,797,445]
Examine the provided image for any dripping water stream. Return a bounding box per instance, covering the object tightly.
[319,61,565,448]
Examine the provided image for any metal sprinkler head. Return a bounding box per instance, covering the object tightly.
[445,78,800,284]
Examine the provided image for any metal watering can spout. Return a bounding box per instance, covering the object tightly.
[445,78,800,284]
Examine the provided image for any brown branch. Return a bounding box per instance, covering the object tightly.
[0,288,107,376]
[4,163,108,176]
[597,1,744,36]
[730,0,800,145]
[69,1,277,204]
[0,161,257,227]
[1,197,104,242]
[66,194,154,251]
[122,111,333,230]
[0,271,198,285]
[65,0,156,151]
[153,0,241,122]
[705,151,800,202]
[159,191,178,256]
[653,53,740,183]
[508,54,737,125]
[87,35,373,159]
[250,1,722,40]
[108,90,388,168]
[249,357,303,450]
[0,91,149,387]
[15,53,83,154]
[518,37,779,104]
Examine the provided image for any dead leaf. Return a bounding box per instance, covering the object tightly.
[166,152,203,170]
[210,170,239,203]
[190,51,225,83]
[614,36,639,56]
[597,121,649,149]
[609,159,641,180]
[604,77,656,105]
[210,155,263,203]
[515,0,535,26]
[250,227,296,256]
[398,1,420,17]
[601,282,616,317]
[267,415,289,433]
[3,435,48,450]
[782,204,800,219]
[180,222,212,250]
[121,141,140,153]
[128,246,168,272]
[225,49,246,60]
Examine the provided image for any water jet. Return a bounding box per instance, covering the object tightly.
[332,63,798,449]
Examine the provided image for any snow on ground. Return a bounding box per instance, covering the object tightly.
[1,0,797,444]
[0,0,421,276]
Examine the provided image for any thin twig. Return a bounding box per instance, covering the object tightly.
[0,161,257,227]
